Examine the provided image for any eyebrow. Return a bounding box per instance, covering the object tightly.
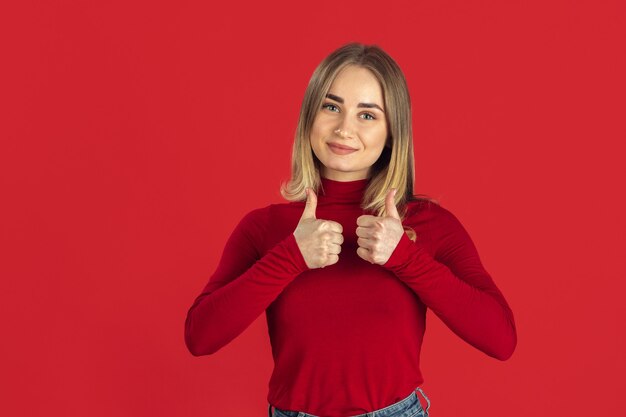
[325,93,385,113]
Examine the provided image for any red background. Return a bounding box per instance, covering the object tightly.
[1,1,624,416]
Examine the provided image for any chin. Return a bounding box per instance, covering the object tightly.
[324,160,358,171]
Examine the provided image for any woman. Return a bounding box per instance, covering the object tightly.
[184,42,517,417]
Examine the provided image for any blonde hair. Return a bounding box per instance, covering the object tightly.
[280,42,437,241]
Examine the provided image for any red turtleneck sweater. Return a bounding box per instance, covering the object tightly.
[184,177,517,416]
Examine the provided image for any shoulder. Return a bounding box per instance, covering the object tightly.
[237,202,303,253]
[240,204,271,223]
[408,199,483,261]
[405,198,470,242]
[405,197,457,223]
[234,204,273,234]
[224,204,273,257]
[236,202,300,233]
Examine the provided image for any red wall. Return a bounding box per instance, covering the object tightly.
[1,1,624,416]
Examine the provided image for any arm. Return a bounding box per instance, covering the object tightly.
[184,207,309,356]
[382,205,517,360]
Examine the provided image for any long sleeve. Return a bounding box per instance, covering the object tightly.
[184,207,309,356]
[382,205,517,360]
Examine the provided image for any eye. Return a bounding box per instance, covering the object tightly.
[322,103,339,112]
[361,112,376,120]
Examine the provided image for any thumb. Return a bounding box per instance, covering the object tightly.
[385,188,401,220]
[301,187,317,220]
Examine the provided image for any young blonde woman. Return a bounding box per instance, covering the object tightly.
[185,42,517,417]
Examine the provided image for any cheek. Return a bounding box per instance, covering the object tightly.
[310,118,325,141]
[309,121,326,153]
[309,134,320,155]
[364,125,388,149]
[310,122,320,140]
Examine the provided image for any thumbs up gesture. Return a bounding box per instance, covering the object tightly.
[356,188,404,265]
[293,188,344,269]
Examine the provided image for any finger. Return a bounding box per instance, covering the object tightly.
[357,236,374,250]
[355,225,372,238]
[356,214,377,227]
[328,242,342,255]
[327,253,339,266]
[326,220,343,234]
[301,188,317,220]
[356,246,372,263]
[331,233,344,245]
[385,188,401,220]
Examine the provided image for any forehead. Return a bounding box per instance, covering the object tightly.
[328,65,383,101]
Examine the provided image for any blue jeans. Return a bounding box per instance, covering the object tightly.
[268,387,431,417]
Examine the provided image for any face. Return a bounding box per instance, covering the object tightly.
[310,65,388,181]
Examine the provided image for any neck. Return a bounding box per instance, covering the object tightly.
[318,175,370,204]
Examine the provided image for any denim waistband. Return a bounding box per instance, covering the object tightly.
[268,386,431,417]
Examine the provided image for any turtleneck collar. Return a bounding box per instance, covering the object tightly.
[318,175,371,203]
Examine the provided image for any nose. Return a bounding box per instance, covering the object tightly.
[334,128,351,137]
[334,118,356,139]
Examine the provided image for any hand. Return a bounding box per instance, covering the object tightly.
[356,188,404,265]
[293,188,344,269]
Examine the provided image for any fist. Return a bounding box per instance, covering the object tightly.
[293,188,344,269]
[356,188,404,265]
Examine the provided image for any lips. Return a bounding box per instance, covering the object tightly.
[328,142,357,151]
[328,142,358,155]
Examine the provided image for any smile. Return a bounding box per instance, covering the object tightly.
[328,143,358,155]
